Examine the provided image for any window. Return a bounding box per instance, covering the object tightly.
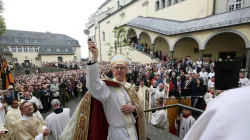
[2,37,7,42]
[35,57,40,61]
[74,56,77,61]
[65,48,68,52]
[56,48,60,52]
[13,58,17,61]
[168,0,172,6]
[11,46,16,52]
[103,32,105,41]
[25,38,29,43]
[155,1,160,11]
[23,47,28,52]
[174,0,178,4]
[3,47,8,51]
[47,48,52,52]
[68,41,71,44]
[33,39,38,43]
[73,47,76,52]
[228,0,243,11]
[14,38,19,42]
[17,46,22,52]
[72,41,76,45]
[29,47,33,52]
[161,0,166,8]
[34,47,39,52]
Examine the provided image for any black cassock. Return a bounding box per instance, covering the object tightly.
[41,89,51,111]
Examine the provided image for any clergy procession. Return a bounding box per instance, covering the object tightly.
[0,39,249,140]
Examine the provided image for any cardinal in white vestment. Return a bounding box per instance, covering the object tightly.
[45,99,70,140]
[5,99,22,140]
[82,41,145,140]
[184,86,250,140]
[175,109,195,139]
[151,97,168,129]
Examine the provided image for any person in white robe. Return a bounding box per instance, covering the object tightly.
[184,86,250,140]
[84,41,145,140]
[175,109,195,139]
[138,79,148,108]
[45,99,70,140]
[239,72,250,86]
[149,80,159,109]
[155,84,165,100]
[16,101,49,140]
[151,97,168,129]
[0,120,8,140]
[0,94,6,126]
[20,91,40,109]
[5,99,22,140]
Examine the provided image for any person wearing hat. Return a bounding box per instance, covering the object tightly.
[60,40,146,140]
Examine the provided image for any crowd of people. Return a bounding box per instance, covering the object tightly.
[0,51,248,139]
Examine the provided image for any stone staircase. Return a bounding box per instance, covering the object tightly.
[12,66,36,76]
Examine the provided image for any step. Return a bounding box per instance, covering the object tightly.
[147,123,180,140]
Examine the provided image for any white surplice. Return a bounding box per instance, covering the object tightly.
[175,114,195,139]
[151,110,168,129]
[45,108,70,140]
[5,107,22,140]
[0,103,5,126]
[184,86,250,140]
[86,63,137,140]
[239,78,250,86]
[155,89,164,100]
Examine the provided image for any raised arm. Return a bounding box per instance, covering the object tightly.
[86,40,110,102]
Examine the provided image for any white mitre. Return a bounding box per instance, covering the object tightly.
[111,54,130,68]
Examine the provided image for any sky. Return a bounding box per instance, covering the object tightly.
[2,0,106,58]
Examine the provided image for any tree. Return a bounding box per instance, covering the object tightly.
[0,0,6,36]
[106,26,132,60]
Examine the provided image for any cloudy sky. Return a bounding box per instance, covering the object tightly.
[2,0,106,58]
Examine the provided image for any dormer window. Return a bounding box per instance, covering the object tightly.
[56,48,60,52]
[68,41,71,44]
[14,38,19,42]
[33,39,38,43]
[72,41,76,45]
[65,48,68,52]
[47,48,52,52]
[25,38,29,43]
[2,37,7,42]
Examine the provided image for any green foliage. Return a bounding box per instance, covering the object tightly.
[0,0,6,36]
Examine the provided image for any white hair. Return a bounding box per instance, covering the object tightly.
[51,99,60,106]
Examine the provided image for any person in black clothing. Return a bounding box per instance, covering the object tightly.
[59,81,67,107]
[192,79,205,110]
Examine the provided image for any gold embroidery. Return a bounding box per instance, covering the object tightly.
[73,92,91,140]
[123,83,146,140]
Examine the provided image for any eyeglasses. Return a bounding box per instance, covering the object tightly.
[113,66,126,70]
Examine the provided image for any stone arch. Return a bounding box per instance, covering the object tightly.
[153,36,171,56]
[202,29,250,50]
[172,36,201,59]
[172,35,201,51]
[138,31,153,44]
[127,28,138,38]
[155,1,160,11]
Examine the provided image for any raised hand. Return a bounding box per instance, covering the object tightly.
[88,40,98,62]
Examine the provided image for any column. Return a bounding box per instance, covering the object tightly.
[137,38,140,46]
[246,48,250,79]
[170,51,174,59]
[152,44,155,59]
[200,50,204,67]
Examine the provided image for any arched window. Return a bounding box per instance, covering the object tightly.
[155,1,160,11]
[161,0,165,9]
[103,31,105,41]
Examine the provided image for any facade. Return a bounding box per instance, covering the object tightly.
[85,0,250,71]
[0,29,81,67]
